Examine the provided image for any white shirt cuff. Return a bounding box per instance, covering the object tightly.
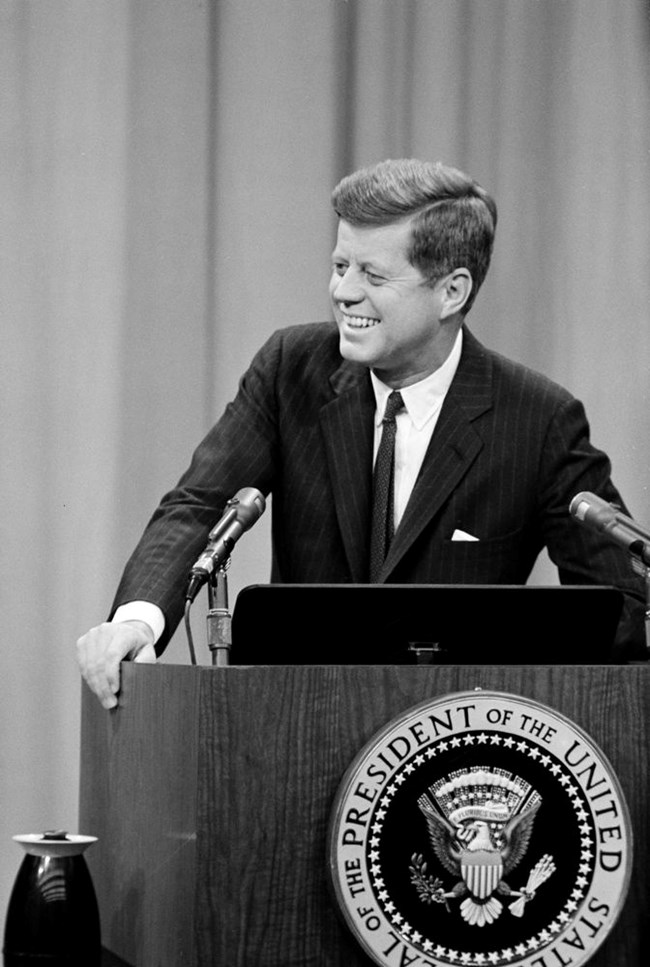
[112,601,165,645]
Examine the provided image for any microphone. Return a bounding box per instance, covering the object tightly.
[569,491,650,567]
[185,487,266,602]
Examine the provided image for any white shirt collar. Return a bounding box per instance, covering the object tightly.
[370,328,463,430]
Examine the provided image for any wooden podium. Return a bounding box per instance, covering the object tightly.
[79,662,650,966]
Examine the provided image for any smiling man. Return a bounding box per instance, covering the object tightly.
[330,160,493,388]
[77,159,646,707]
[331,218,466,386]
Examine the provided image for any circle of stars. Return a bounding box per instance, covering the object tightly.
[365,731,597,967]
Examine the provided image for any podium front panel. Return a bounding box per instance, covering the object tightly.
[80,663,650,966]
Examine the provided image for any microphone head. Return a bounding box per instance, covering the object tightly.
[230,487,266,529]
[569,492,594,521]
[569,492,618,530]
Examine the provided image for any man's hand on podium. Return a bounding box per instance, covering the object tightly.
[76,620,157,709]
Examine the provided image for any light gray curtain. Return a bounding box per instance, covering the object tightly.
[2,0,649,923]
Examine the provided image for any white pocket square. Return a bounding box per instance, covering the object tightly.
[451,528,479,542]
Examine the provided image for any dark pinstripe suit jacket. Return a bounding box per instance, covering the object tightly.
[112,322,645,657]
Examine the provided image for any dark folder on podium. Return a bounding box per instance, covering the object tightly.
[230,583,624,665]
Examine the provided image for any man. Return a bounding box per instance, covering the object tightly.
[77,159,646,708]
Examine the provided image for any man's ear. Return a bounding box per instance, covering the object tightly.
[440,268,473,318]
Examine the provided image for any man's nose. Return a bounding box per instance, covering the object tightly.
[332,267,363,305]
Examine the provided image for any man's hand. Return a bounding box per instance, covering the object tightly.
[76,620,157,709]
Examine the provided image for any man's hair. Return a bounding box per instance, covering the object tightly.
[331,159,497,313]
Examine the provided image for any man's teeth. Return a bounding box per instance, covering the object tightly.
[343,313,380,329]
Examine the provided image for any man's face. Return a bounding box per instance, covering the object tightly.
[329,218,452,387]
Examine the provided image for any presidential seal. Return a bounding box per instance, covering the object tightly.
[328,691,631,967]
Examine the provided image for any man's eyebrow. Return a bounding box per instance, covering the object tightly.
[331,251,390,272]
[330,251,399,277]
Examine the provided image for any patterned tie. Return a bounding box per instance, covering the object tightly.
[369,390,405,582]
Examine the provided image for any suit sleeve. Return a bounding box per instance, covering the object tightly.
[536,396,646,660]
[110,329,284,654]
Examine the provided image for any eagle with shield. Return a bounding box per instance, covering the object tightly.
[411,767,556,926]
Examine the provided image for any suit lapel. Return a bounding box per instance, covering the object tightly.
[380,328,494,580]
[320,360,375,581]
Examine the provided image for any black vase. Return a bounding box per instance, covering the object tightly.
[3,832,101,967]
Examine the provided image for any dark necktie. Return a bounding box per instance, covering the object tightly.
[369,390,405,582]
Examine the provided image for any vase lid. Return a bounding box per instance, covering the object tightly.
[13,831,98,858]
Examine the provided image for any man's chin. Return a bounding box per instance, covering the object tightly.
[339,342,373,368]
[338,333,378,367]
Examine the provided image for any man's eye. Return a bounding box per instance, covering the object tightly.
[366,271,385,285]
[332,262,347,277]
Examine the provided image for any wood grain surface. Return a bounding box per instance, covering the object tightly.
[80,663,650,966]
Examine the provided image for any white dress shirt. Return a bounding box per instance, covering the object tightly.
[370,328,463,529]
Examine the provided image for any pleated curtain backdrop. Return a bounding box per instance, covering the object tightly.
[1,0,649,930]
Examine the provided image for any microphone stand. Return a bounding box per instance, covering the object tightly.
[632,557,650,655]
[206,560,232,666]
[643,566,650,657]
